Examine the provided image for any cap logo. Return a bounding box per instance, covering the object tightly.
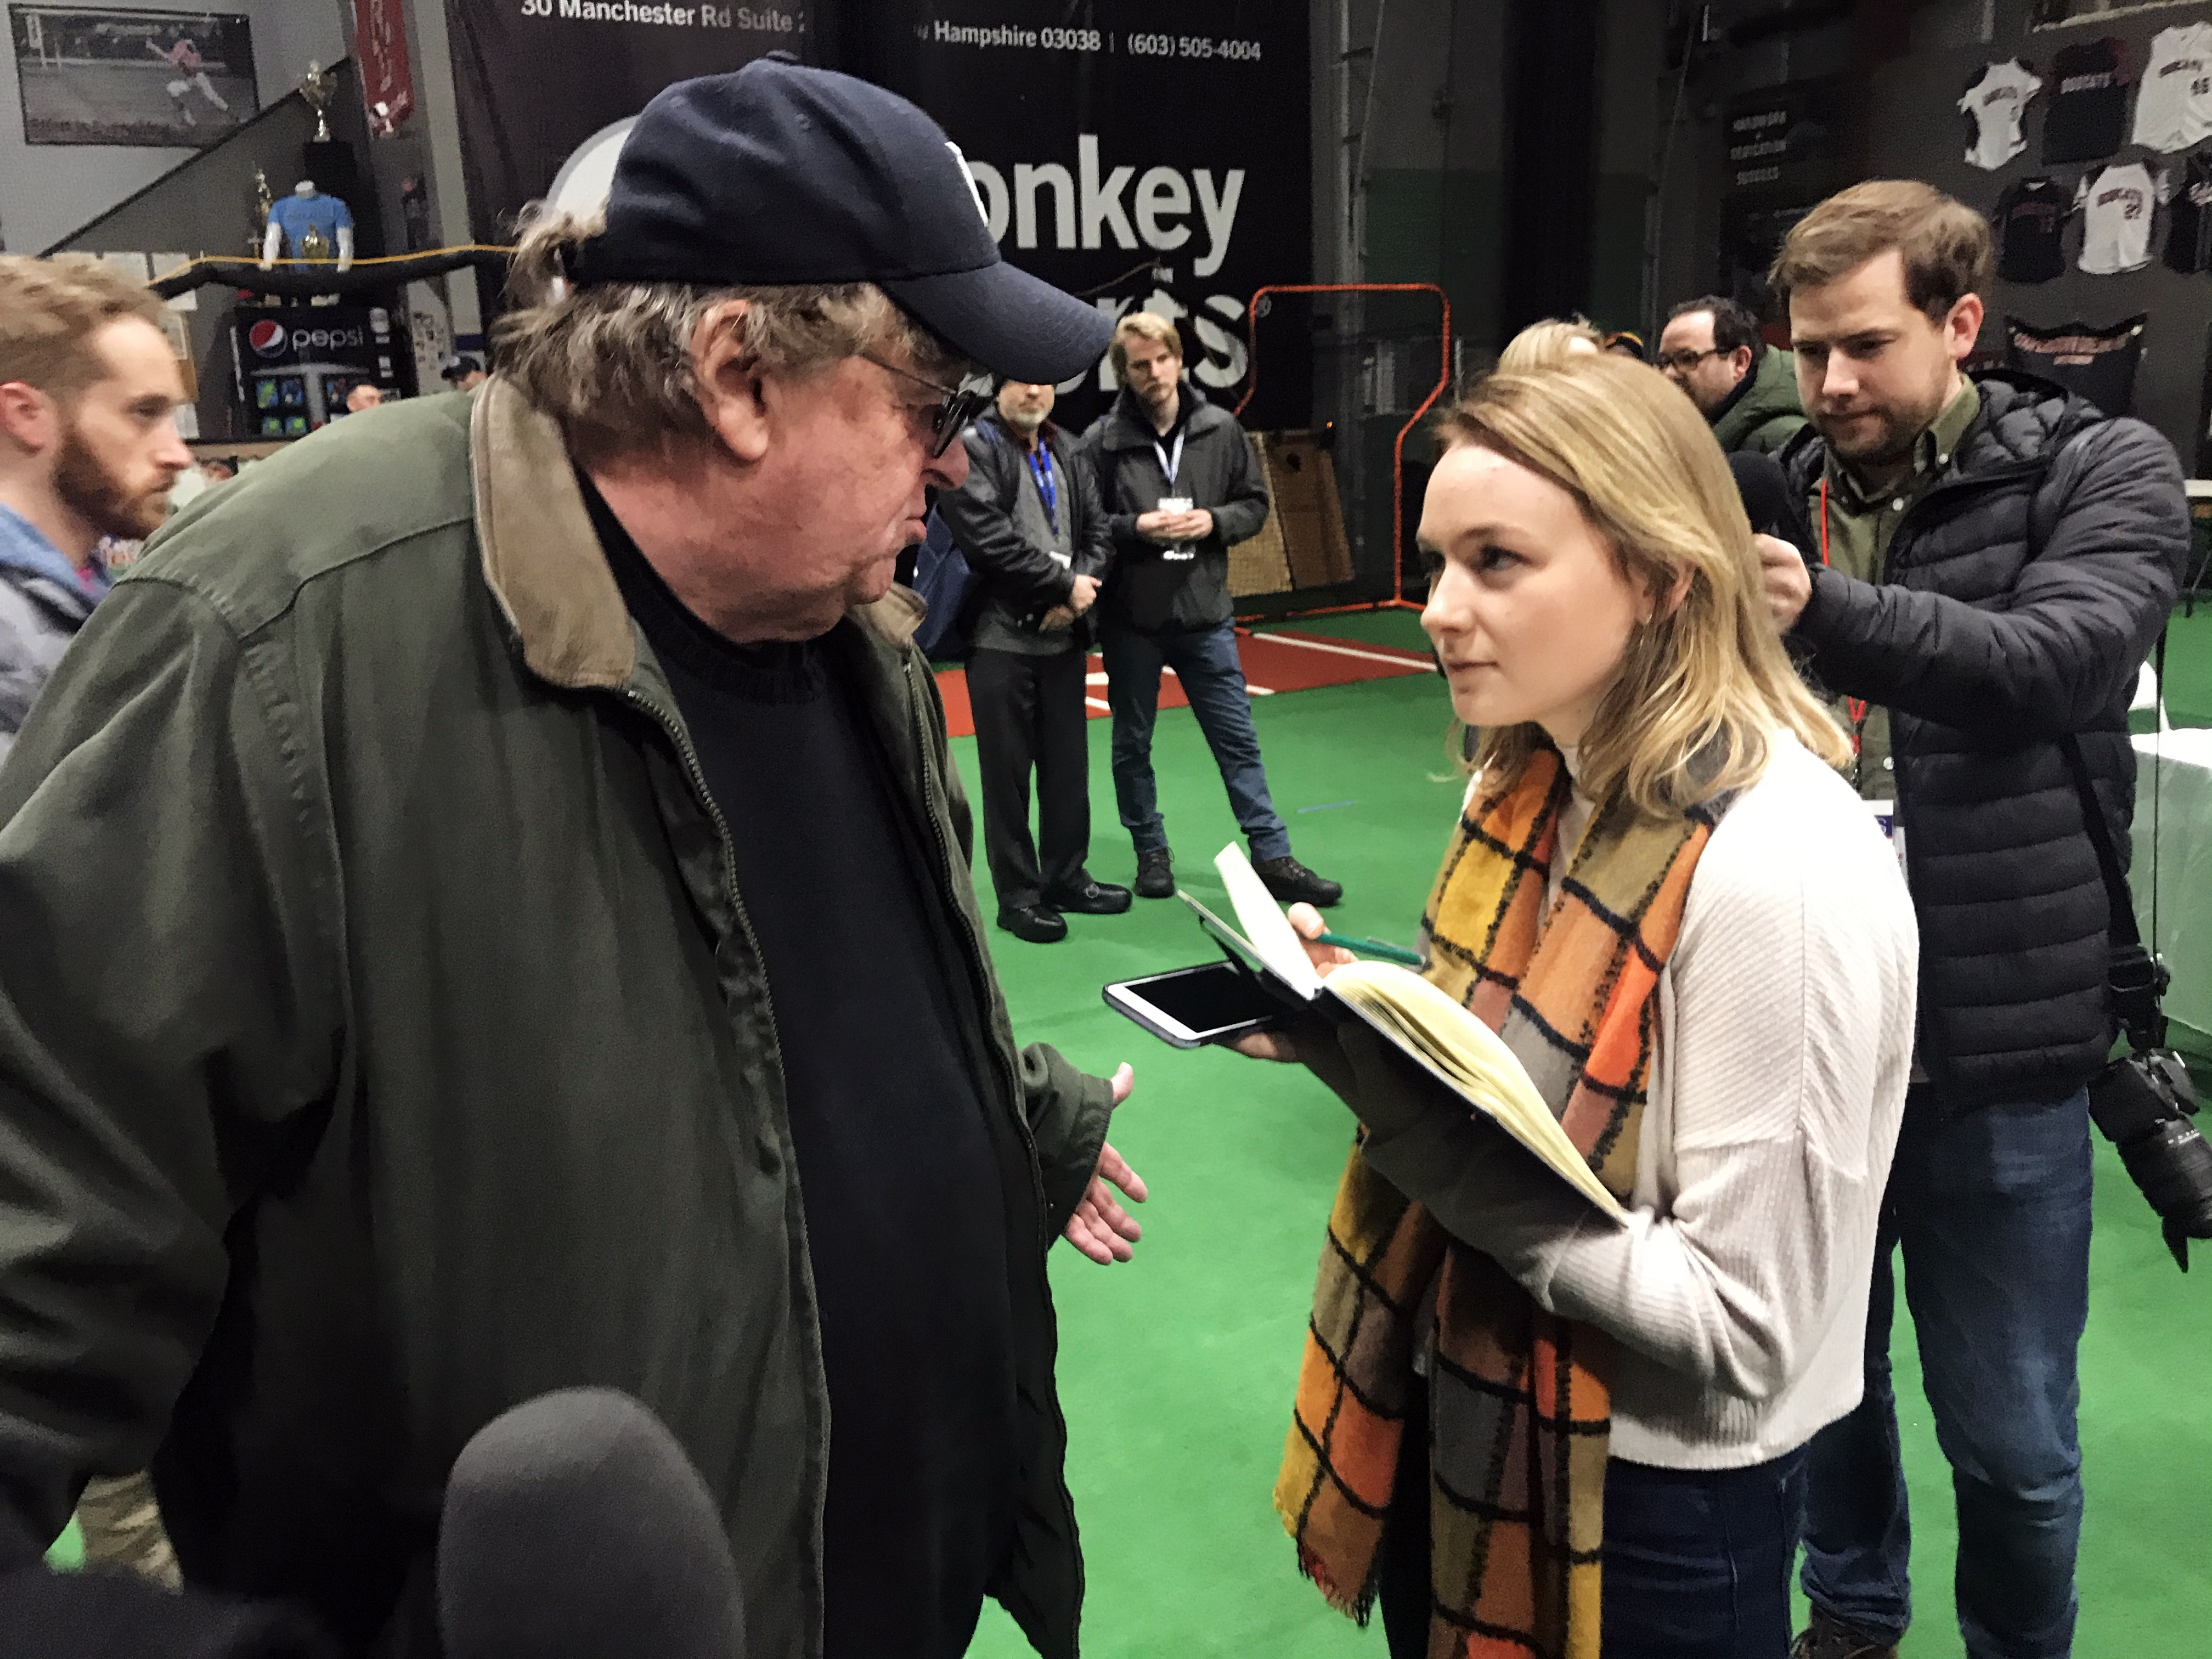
[945,142,990,228]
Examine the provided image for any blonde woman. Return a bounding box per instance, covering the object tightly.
[1496,315,1605,373]
[1240,354,1917,1658]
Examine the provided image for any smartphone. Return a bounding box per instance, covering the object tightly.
[1102,961,1286,1048]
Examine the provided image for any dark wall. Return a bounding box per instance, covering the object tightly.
[1870,1,2211,465]
[1640,0,2212,467]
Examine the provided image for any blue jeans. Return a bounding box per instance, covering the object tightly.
[1600,1453,1808,1658]
[1098,617,1290,861]
[1800,1086,2093,1659]
[1380,1386,1805,1659]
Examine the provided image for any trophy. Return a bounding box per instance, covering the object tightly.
[300,227,331,263]
[242,165,275,303]
[300,60,336,144]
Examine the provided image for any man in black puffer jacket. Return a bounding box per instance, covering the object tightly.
[1757,183,2186,1659]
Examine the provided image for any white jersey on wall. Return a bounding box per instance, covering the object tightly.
[2132,22,2212,151]
[2075,162,2165,274]
[1959,59,2042,170]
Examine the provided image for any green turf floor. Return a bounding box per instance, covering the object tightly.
[953,629,2212,1659]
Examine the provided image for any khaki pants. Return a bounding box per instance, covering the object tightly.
[74,1470,180,1588]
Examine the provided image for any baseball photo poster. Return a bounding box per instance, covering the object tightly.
[9,5,257,146]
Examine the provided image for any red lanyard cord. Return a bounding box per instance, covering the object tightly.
[1816,476,1870,749]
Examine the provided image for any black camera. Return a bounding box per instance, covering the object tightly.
[2087,1047,2212,1271]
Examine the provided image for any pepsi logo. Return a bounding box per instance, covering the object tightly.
[248,320,287,356]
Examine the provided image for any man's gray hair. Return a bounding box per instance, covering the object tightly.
[493,208,960,463]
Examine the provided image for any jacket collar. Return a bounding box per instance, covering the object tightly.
[975,407,1066,457]
[1708,352,1758,428]
[1097,380,1218,451]
[467,374,922,694]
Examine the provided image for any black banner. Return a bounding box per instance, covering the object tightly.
[862,2,1308,426]
[444,1,1308,425]
[445,0,810,240]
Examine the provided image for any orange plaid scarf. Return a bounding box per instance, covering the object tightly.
[1276,746,1722,1658]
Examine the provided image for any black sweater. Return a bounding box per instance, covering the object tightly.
[588,481,1018,1659]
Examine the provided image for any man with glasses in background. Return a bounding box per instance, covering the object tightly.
[1657,294,1807,456]
[939,376,1128,944]
[0,60,1146,1658]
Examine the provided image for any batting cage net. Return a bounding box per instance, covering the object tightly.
[1224,283,1451,620]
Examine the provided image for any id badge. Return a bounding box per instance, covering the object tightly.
[1866,798,1907,873]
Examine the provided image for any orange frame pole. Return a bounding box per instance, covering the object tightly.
[1231,281,1451,622]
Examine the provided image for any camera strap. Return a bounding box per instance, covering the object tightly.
[2061,700,2168,1053]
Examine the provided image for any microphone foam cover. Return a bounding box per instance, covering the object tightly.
[436,1389,744,1659]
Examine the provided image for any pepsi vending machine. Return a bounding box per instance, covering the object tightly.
[229,304,408,437]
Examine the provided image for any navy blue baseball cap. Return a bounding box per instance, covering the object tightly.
[568,59,1109,386]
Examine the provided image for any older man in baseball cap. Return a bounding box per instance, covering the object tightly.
[0,60,1139,1659]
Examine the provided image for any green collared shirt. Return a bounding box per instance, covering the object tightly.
[1809,378,1980,800]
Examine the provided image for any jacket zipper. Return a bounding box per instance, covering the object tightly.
[901,653,1086,1598]
[616,681,832,1652]
[1841,450,2051,915]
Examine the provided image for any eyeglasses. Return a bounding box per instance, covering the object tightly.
[860,353,993,457]
[1654,347,1723,374]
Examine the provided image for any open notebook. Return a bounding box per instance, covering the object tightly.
[1194,845,1626,1220]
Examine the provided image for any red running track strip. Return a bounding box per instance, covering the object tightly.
[933,628,1435,741]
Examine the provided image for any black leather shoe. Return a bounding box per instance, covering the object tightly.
[1790,1616,1899,1659]
[1254,854,1343,908]
[997,904,1068,944]
[1045,879,1133,915]
[1133,848,1175,899]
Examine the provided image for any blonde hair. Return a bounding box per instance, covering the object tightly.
[493,208,958,464]
[1108,311,1182,375]
[1496,316,1604,374]
[0,255,166,402]
[1436,354,1848,816]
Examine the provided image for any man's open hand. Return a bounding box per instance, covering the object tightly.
[1755,533,1812,631]
[1065,1063,1148,1265]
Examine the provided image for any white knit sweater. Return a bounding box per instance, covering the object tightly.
[1360,731,1918,1469]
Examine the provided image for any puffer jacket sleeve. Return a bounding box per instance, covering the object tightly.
[0,580,341,1572]
[1792,417,2186,738]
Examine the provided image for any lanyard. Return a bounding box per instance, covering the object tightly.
[1153,430,1184,487]
[1816,476,1870,751]
[1026,444,1058,535]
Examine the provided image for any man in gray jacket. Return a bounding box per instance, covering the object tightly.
[938,377,1130,944]
[1082,312,1341,906]
[0,256,189,765]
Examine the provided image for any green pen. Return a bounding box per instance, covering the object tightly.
[1312,931,1424,968]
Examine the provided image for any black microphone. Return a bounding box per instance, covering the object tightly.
[1728,450,1814,562]
[436,1390,745,1659]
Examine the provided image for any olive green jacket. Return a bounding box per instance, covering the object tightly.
[0,381,1111,1657]
[1709,343,1809,456]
